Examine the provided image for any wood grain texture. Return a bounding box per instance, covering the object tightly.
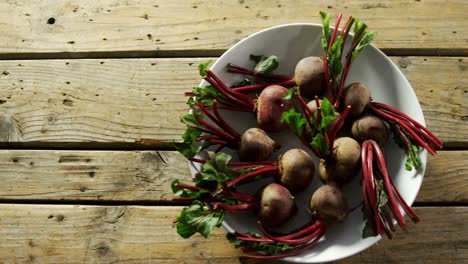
[0,205,465,263]
[0,57,465,147]
[0,150,465,203]
[0,0,466,58]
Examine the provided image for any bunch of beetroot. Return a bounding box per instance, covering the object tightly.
[172,11,442,260]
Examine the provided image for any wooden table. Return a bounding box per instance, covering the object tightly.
[0,1,466,263]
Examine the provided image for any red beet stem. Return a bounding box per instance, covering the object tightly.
[242,231,325,259]
[231,79,296,93]
[335,29,366,108]
[212,101,241,138]
[371,102,442,147]
[340,16,355,53]
[174,182,207,192]
[225,165,279,188]
[213,202,256,214]
[258,220,326,244]
[369,105,436,155]
[326,105,351,157]
[366,142,383,235]
[369,140,407,230]
[203,76,253,109]
[328,13,343,54]
[193,113,237,142]
[389,180,421,223]
[295,93,314,130]
[227,63,292,81]
[361,141,377,234]
[372,103,442,149]
[205,69,255,106]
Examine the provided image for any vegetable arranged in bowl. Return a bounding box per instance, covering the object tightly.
[171,11,442,262]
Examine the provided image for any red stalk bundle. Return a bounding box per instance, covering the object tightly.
[368,102,443,155]
[234,220,327,259]
[361,140,421,239]
[190,101,242,152]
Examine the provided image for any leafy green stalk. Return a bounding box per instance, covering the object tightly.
[176,201,224,238]
[250,54,279,76]
[227,233,297,255]
[391,125,423,171]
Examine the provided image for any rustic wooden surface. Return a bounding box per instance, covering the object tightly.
[0,1,466,263]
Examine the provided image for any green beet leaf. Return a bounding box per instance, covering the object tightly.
[176,201,224,239]
[198,60,213,77]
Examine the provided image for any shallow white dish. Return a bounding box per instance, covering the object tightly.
[193,23,427,263]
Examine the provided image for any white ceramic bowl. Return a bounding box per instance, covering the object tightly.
[193,23,426,263]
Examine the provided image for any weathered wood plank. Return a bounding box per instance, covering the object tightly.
[0,205,465,263]
[0,0,466,58]
[0,150,465,203]
[0,57,465,147]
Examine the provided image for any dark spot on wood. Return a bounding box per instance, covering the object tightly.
[6,96,11,99]
[80,186,86,192]
[223,17,227,20]
[22,40,26,42]
[28,254,36,262]
[100,61,104,64]
[462,116,468,121]
[192,5,198,8]
[262,16,269,20]
[18,64,23,67]
[41,128,47,134]
[63,99,73,106]
[147,33,152,39]
[430,90,433,93]
[245,5,250,9]
[277,4,282,8]
[56,214,65,222]
[141,14,149,19]
[68,41,75,44]
[2,71,10,75]
[184,38,190,41]
[156,39,160,42]
[238,0,244,3]
[422,32,427,35]
[28,240,35,247]
[362,3,388,9]
[415,0,420,2]
[47,17,55,24]
[193,37,199,40]
[102,38,107,41]
[423,58,427,61]
[48,215,54,219]
[85,158,91,162]
[59,156,85,163]
[89,19,93,22]
[459,59,463,62]
[73,7,78,12]
[117,112,120,115]
[0,100,6,104]
[151,63,157,66]
[65,81,70,84]
[95,94,99,96]
[11,157,19,163]
[154,5,159,7]
[89,171,96,177]
[65,62,70,65]
[62,93,67,96]
[327,5,333,9]
[152,98,157,101]
[107,9,111,12]
[29,161,34,166]
[188,63,193,66]
[25,13,30,16]
[92,242,110,256]
[145,93,150,96]
[399,59,408,68]
[235,30,242,34]
[452,31,457,34]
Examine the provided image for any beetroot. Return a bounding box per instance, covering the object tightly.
[310,184,348,223]
[256,85,292,132]
[351,114,389,146]
[258,183,296,227]
[294,56,326,98]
